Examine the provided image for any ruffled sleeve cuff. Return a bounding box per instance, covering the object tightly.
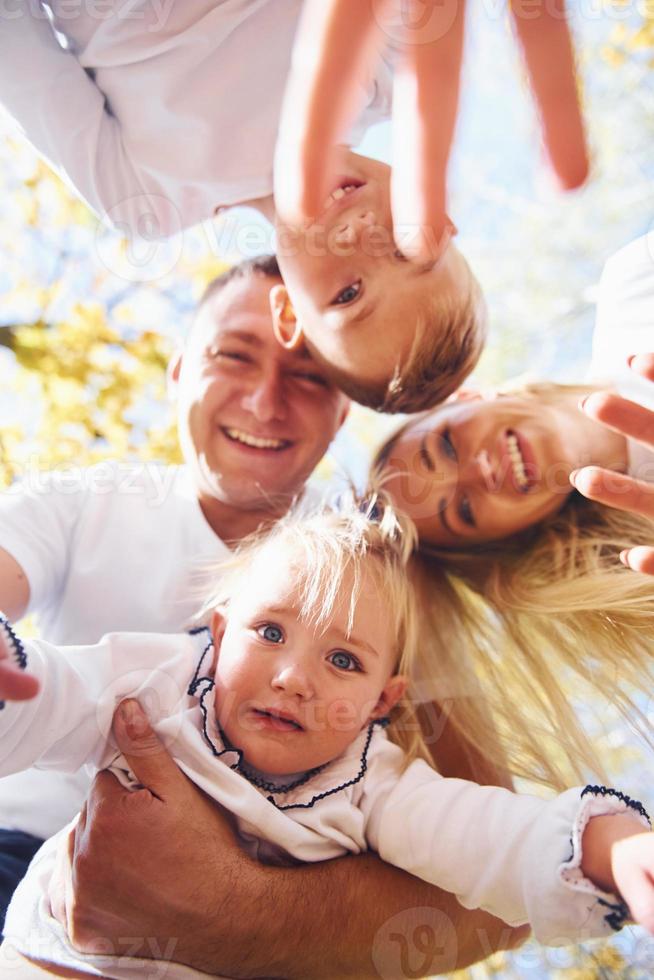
[0,612,28,710]
[558,784,651,933]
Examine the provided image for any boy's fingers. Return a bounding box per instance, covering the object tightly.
[111,699,192,803]
[620,547,654,577]
[511,0,588,190]
[390,0,464,262]
[274,0,383,222]
[571,466,654,521]
[629,353,654,382]
[0,660,39,701]
[581,393,654,450]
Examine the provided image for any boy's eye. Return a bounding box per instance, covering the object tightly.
[458,494,476,528]
[257,623,284,644]
[330,281,362,306]
[440,427,458,462]
[328,651,361,672]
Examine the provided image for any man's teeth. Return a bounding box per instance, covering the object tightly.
[323,184,359,211]
[224,428,286,450]
[507,433,529,490]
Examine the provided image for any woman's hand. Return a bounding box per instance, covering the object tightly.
[571,354,654,575]
[0,625,38,701]
[274,0,588,261]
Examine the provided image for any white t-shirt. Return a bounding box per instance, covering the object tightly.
[2,626,645,979]
[591,232,654,482]
[0,1,393,236]
[0,462,226,837]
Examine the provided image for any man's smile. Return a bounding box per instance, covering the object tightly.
[221,427,293,451]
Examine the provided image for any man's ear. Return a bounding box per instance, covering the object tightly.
[269,284,304,350]
[167,350,183,394]
[337,398,351,430]
[368,675,408,721]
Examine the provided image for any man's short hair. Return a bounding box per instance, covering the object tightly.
[306,264,487,415]
[200,254,281,307]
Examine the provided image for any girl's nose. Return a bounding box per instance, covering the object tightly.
[271,663,314,700]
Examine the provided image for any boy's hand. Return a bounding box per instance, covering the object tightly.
[0,627,38,701]
[572,354,654,576]
[612,832,654,933]
[274,0,588,262]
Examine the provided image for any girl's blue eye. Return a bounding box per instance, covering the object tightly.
[257,624,284,644]
[329,651,360,672]
[331,282,361,306]
[440,427,457,462]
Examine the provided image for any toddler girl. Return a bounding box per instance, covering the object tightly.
[0,497,652,979]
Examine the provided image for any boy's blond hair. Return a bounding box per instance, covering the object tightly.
[309,260,487,414]
[197,492,432,764]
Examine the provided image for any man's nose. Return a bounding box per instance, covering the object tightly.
[333,210,377,247]
[271,662,314,700]
[241,371,286,422]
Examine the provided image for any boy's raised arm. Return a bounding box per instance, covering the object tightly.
[52,700,527,978]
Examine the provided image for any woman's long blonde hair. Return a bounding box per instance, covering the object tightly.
[375,382,654,790]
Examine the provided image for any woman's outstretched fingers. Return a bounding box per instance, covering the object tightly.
[570,467,654,521]
[620,547,654,577]
[581,392,654,449]
[629,353,654,382]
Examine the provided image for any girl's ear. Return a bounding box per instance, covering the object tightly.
[269,284,304,350]
[210,610,227,658]
[368,675,408,721]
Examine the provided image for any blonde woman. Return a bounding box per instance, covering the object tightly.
[374,235,654,790]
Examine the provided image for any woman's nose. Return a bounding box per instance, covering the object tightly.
[333,211,377,246]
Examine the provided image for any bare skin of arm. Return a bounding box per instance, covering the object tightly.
[0,546,30,622]
[50,699,527,979]
[419,699,513,789]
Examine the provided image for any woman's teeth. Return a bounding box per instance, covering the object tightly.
[224,428,287,450]
[323,184,359,211]
[507,433,529,490]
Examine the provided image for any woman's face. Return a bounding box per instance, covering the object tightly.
[381,393,583,546]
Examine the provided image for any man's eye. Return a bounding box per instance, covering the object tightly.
[257,623,284,644]
[440,427,458,461]
[292,372,327,388]
[209,346,249,363]
[458,495,476,528]
[328,651,361,672]
[330,281,361,306]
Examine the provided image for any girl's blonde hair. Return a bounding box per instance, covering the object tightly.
[374,382,654,790]
[197,492,432,765]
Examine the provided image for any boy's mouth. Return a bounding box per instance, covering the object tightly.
[252,708,304,732]
[322,179,365,216]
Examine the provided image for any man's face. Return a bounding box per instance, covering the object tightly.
[172,274,349,511]
[274,148,470,389]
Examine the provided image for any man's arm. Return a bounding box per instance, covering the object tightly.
[0,6,177,237]
[419,699,512,789]
[54,700,527,980]
[0,547,30,621]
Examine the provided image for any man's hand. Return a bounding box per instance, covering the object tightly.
[571,353,654,575]
[274,0,588,261]
[49,698,267,976]
[0,624,39,701]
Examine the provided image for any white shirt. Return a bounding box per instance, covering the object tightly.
[591,232,654,482]
[0,1,393,236]
[0,462,226,837]
[2,626,646,979]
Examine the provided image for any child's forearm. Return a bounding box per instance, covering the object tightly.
[581,812,647,895]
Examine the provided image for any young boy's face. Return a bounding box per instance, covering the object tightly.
[211,546,406,775]
[274,148,472,396]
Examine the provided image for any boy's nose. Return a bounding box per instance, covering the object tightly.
[333,211,377,246]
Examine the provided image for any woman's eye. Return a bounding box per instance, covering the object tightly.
[257,624,284,644]
[458,495,476,528]
[331,282,361,306]
[440,427,458,461]
[328,651,360,672]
